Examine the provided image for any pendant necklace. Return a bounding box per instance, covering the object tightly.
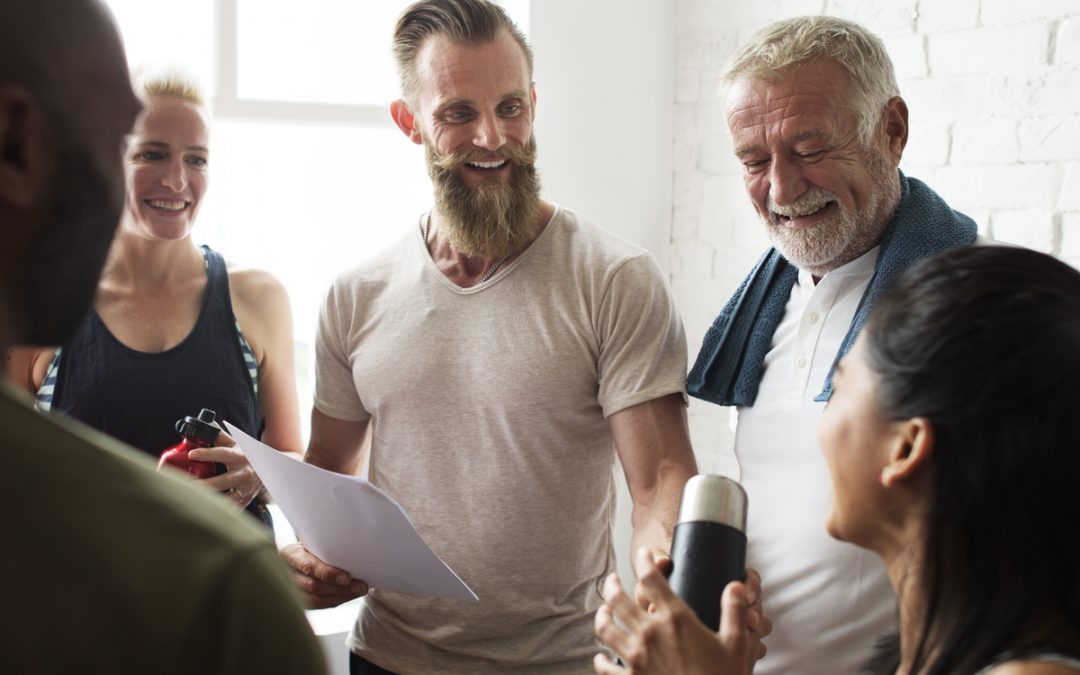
[423,214,510,284]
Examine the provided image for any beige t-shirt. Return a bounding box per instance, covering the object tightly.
[315,206,687,673]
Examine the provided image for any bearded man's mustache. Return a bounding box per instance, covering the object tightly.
[427,141,537,175]
[425,137,543,259]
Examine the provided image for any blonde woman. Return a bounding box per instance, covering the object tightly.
[8,73,301,525]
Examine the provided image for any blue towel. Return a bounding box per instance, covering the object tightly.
[687,171,978,407]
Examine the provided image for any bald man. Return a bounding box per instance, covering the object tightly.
[0,2,328,673]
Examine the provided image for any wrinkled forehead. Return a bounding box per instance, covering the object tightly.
[726,60,852,110]
[724,62,858,141]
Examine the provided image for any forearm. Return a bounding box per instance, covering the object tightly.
[611,394,698,558]
[630,458,696,556]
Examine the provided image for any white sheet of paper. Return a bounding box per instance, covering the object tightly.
[224,422,477,601]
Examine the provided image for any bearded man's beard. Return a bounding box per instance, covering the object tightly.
[763,146,900,278]
[426,136,542,258]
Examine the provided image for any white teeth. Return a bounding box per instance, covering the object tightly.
[767,187,838,221]
[467,160,507,169]
[785,202,829,218]
[146,199,186,211]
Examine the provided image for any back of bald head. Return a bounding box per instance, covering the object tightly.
[0,0,130,131]
[0,0,139,347]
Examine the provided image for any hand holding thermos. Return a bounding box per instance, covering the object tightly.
[593,474,771,674]
[667,474,748,631]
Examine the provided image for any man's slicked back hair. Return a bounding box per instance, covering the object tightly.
[393,0,533,103]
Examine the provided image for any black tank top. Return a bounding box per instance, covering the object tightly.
[51,246,266,456]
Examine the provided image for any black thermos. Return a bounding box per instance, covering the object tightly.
[667,474,748,631]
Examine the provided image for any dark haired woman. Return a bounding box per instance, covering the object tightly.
[596,246,1080,675]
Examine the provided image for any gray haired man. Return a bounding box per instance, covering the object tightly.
[688,16,979,674]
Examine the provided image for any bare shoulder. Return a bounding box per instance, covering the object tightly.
[224,263,293,360]
[5,346,57,392]
[225,263,290,308]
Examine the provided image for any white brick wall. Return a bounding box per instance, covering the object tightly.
[673,0,1080,463]
[1060,18,1080,63]
[1062,163,1080,209]
[1020,115,1080,162]
[927,24,1050,75]
[981,0,1080,25]
[917,0,980,32]
[952,117,1019,164]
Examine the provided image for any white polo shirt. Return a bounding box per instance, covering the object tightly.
[733,246,897,675]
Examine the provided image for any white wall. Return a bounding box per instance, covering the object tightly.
[672,0,1080,471]
[530,1,676,587]
[531,1,676,265]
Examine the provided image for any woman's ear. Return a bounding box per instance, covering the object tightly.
[880,417,933,488]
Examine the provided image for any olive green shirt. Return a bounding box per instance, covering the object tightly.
[0,381,327,674]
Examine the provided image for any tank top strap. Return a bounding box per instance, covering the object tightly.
[200,245,259,394]
[200,245,233,319]
[48,243,265,459]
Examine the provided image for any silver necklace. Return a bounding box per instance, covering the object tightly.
[423,215,510,284]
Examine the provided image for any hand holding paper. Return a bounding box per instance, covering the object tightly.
[225,422,478,602]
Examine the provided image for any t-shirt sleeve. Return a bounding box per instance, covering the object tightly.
[313,279,370,422]
[595,253,688,417]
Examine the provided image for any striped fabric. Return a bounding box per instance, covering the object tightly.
[35,349,62,412]
[237,321,259,395]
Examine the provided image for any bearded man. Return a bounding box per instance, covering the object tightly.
[686,16,981,675]
[280,1,701,673]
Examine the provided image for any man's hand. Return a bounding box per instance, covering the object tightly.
[280,543,369,609]
[594,548,770,675]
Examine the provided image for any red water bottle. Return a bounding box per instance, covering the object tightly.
[157,408,220,479]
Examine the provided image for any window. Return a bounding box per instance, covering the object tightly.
[236,1,403,106]
[102,0,529,434]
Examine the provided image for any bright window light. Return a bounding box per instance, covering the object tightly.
[237,0,405,105]
[105,0,216,92]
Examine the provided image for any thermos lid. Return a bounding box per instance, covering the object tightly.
[175,408,219,445]
[675,474,748,532]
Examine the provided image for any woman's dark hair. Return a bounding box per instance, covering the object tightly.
[862,246,1080,674]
